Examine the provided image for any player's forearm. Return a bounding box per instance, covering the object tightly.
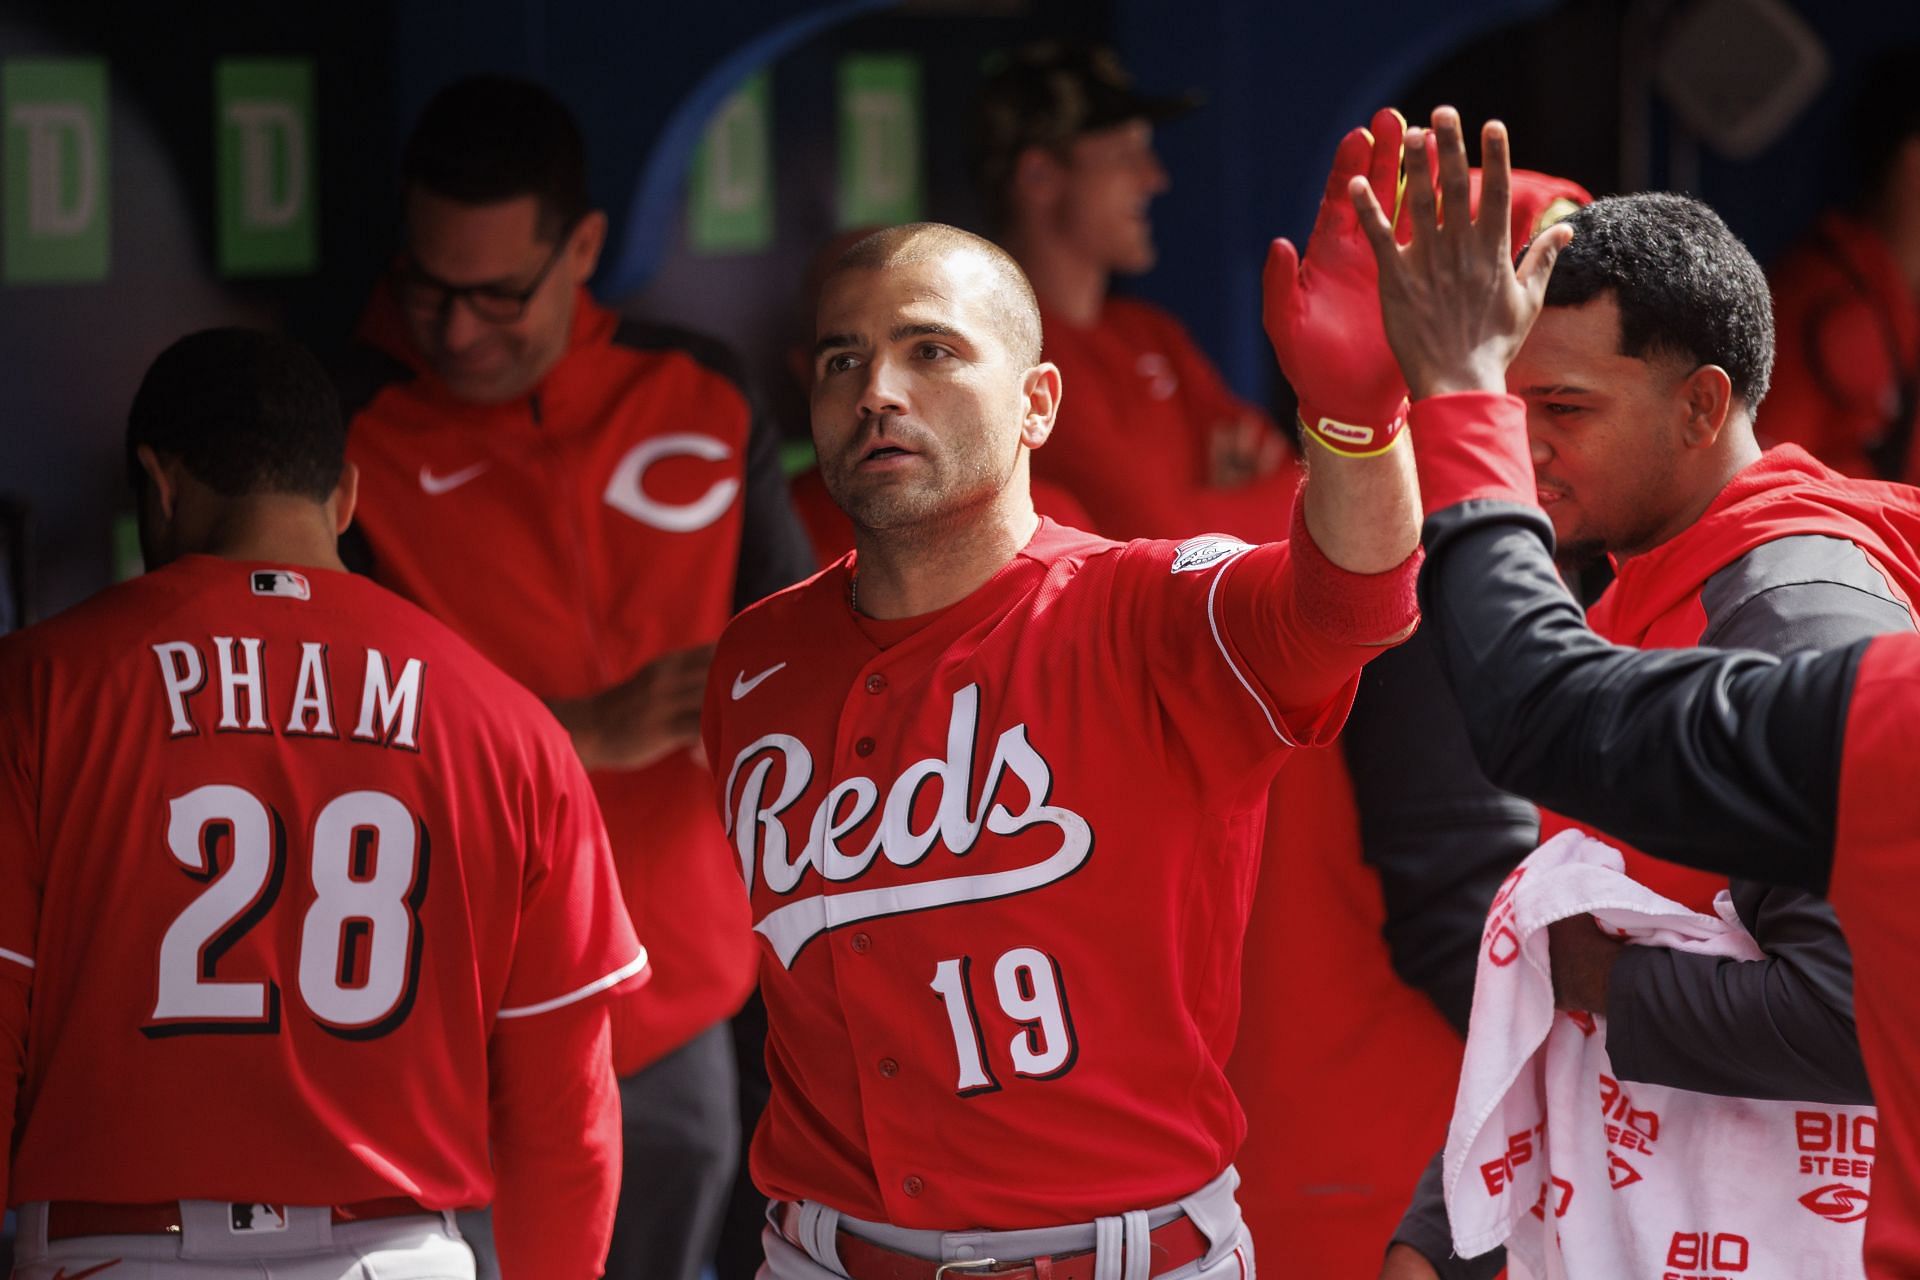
[490,1004,622,1279]
[1300,433,1422,578]
[1420,505,1843,892]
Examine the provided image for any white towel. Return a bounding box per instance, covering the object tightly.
[1444,830,1873,1279]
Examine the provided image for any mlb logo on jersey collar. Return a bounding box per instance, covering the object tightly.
[251,569,311,600]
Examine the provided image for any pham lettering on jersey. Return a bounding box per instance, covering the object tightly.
[149,638,425,752]
[722,682,1092,968]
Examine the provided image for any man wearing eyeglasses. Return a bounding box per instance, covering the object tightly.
[336,75,811,1280]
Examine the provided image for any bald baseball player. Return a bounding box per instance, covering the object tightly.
[0,329,644,1279]
[703,137,1424,1276]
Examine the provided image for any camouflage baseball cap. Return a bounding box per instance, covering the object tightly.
[972,42,1199,201]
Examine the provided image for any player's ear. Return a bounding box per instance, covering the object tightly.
[1678,363,1734,448]
[135,444,180,521]
[569,210,609,283]
[1011,146,1065,216]
[1020,362,1063,449]
[330,460,361,535]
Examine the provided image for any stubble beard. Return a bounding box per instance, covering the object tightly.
[828,443,1011,546]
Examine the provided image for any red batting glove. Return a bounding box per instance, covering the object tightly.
[1264,107,1411,458]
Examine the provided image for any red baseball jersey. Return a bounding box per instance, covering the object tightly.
[704,517,1408,1227]
[345,287,756,1069]
[1833,636,1920,1276]
[0,556,643,1207]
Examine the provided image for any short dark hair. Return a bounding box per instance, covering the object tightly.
[1544,193,1774,407]
[402,75,589,241]
[127,328,345,501]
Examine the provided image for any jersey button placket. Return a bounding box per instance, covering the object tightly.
[878,1056,900,1078]
[902,1175,924,1198]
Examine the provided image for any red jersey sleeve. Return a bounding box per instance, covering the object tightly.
[495,742,647,1022]
[1119,508,1417,803]
[489,1000,620,1279]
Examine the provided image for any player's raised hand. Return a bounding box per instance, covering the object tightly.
[1263,107,1411,457]
[1350,107,1571,401]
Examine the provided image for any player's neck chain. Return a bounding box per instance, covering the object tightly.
[849,568,860,616]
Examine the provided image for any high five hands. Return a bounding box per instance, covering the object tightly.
[1349,106,1573,402]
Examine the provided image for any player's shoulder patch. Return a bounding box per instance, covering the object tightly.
[1170,533,1251,574]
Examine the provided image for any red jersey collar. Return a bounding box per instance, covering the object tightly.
[837,517,1112,652]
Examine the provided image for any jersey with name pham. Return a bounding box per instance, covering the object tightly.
[0,556,643,1208]
[704,519,1366,1227]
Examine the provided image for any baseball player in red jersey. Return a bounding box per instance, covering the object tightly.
[703,139,1424,1275]
[0,329,644,1278]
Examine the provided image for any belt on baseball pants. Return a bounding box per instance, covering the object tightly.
[788,1207,1212,1280]
[43,1196,435,1241]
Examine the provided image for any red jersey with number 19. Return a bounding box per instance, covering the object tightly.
[0,555,645,1208]
[704,515,1417,1227]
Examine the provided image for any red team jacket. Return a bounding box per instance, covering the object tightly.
[345,288,757,1070]
[1545,446,1920,908]
[704,515,1414,1226]
[1767,212,1920,483]
[0,557,642,1209]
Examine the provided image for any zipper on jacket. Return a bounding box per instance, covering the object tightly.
[534,388,618,688]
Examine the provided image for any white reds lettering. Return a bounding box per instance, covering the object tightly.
[723,683,1093,966]
[603,433,740,532]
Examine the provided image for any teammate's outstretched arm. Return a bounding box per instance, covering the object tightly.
[1264,107,1420,588]
[1349,107,1840,892]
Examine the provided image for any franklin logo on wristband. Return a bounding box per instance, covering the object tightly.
[1298,399,1409,458]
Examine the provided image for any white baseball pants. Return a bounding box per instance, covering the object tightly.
[759,1165,1254,1280]
[9,1204,475,1278]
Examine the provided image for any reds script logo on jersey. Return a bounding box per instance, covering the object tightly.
[721,682,1092,967]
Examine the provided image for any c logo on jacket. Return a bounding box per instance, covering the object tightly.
[603,433,740,532]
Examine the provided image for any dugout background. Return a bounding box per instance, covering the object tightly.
[1,0,1917,624]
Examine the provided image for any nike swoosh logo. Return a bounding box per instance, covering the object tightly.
[53,1263,123,1280]
[419,461,490,495]
[731,662,787,700]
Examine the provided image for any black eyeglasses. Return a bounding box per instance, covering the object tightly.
[393,229,573,324]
